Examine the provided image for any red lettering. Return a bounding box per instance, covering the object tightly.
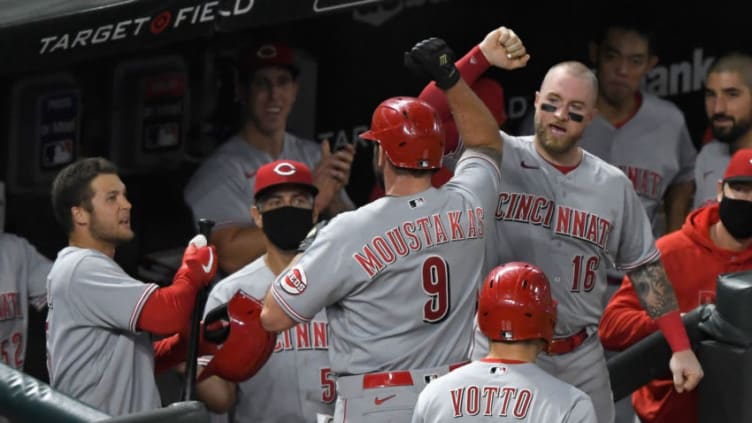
[432,214,449,244]
[586,214,600,244]
[466,385,480,415]
[415,217,433,247]
[555,206,571,234]
[386,228,409,257]
[372,236,396,264]
[451,387,464,417]
[295,323,311,349]
[353,246,384,278]
[448,211,465,240]
[482,386,499,416]
[402,222,421,251]
[513,194,533,222]
[572,210,588,238]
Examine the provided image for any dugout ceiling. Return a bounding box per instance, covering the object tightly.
[0,0,386,76]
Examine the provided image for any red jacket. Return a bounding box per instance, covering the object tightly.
[599,203,752,423]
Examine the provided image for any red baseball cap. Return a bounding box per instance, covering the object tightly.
[253,160,318,200]
[723,148,752,183]
[238,42,299,77]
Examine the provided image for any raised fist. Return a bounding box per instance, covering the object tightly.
[405,37,460,90]
[175,234,217,289]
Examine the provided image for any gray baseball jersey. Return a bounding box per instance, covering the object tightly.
[46,247,160,416]
[492,134,658,336]
[183,133,320,228]
[473,133,657,423]
[578,93,696,232]
[270,150,501,375]
[0,233,50,370]
[693,140,730,209]
[202,255,333,423]
[411,359,596,423]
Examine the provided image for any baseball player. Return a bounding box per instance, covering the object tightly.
[0,180,52,374]
[47,157,217,415]
[0,233,50,371]
[600,148,752,423]
[195,159,334,422]
[419,26,703,423]
[260,35,529,423]
[412,262,596,423]
[517,19,696,237]
[184,41,355,275]
[694,52,752,209]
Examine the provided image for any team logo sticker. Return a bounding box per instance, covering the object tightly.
[281,266,308,295]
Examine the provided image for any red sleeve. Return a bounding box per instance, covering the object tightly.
[152,327,219,374]
[153,333,188,374]
[599,275,658,351]
[137,279,197,336]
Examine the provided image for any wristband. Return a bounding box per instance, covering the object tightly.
[655,310,691,352]
[455,45,491,85]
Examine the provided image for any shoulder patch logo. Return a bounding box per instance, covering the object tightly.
[281,266,308,295]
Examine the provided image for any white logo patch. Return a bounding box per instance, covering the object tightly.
[281,266,308,295]
[274,162,297,176]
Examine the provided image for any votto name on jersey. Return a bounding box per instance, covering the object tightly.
[450,384,533,419]
[353,207,486,279]
[494,192,612,250]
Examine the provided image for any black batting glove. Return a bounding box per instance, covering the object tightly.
[404,37,460,90]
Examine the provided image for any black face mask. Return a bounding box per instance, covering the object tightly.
[261,206,315,251]
[719,195,752,240]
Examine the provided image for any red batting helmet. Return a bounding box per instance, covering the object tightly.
[478,262,557,345]
[198,290,276,383]
[359,97,444,169]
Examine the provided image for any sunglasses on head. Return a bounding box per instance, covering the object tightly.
[540,103,585,123]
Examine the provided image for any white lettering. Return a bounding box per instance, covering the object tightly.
[175,7,194,27]
[91,25,112,44]
[70,29,93,49]
[644,48,714,97]
[39,36,57,54]
[111,20,131,40]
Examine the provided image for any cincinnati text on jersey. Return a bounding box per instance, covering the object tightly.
[0,293,23,321]
[618,165,662,200]
[354,207,485,278]
[273,319,328,353]
[494,192,612,250]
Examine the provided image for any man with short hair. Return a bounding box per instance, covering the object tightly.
[184,42,355,275]
[47,157,217,415]
[694,52,752,209]
[260,30,530,423]
[195,159,334,422]
[419,27,704,423]
[412,262,596,423]
[601,148,752,423]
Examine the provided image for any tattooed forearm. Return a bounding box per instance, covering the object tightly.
[627,260,679,318]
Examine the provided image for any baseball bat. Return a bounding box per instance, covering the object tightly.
[607,305,709,401]
[183,218,215,401]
